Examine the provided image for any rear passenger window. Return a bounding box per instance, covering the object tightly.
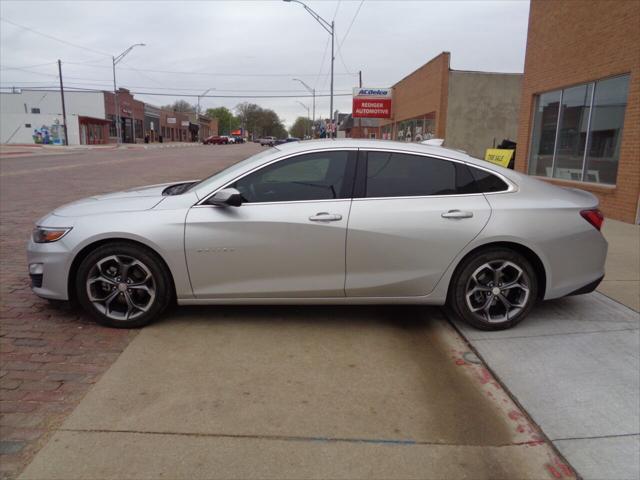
[366,152,458,197]
[365,152,487,197]
[468,167,509,193]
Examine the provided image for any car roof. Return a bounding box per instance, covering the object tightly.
[275,138,472,161]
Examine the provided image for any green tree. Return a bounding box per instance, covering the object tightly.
[205,107,240,135]
[234,103,286,139]
[162,100,195,113]
[289,117,312,139]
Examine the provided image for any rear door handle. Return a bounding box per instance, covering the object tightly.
[309,212,343,222]
[441,209,473,219]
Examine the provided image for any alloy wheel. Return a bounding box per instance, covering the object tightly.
[86,254,156,321]
[465,260,530,323]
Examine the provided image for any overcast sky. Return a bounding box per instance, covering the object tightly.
[0,0,530,127]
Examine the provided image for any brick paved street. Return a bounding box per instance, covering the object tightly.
[0,143,261,479]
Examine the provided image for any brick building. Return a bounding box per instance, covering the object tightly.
[160,109,190,142]
[104,88,144,144]
[379,52,523,159]
[515,0,639,223]
[338,115,381,139]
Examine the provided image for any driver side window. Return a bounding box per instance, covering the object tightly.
[232,151,352,203]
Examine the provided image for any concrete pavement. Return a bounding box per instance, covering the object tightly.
[19,308,570,479]
[452,293,639,480]
[448,218,640,479]
[599,219,640,312]
[0,144,261,479]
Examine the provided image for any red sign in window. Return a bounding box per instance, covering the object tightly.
[352,98,392,118]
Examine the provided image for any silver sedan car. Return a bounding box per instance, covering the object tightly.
[27,140,607,330]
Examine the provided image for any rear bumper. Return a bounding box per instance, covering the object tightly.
[566,274,604,296]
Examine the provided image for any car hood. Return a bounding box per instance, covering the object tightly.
[50,182,177,218]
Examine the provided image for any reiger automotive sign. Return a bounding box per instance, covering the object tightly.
[352,87,392,118]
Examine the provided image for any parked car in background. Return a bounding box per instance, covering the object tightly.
[259,136,277,146]
[232,136,245,144]
[227,136,235,144]
[27,139,607,331]
[203,135,228,145]
[274,137,300,146]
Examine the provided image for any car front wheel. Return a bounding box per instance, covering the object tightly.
[75,242,172,328]
[448,248,537,330]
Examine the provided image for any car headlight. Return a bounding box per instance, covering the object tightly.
[32,226,72,243]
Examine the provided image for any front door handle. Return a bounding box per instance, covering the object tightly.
[309,212,343,222]
[441,209,473,219]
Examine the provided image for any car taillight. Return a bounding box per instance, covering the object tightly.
[580,209,604,231]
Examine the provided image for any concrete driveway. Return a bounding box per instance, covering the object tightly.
[19,306,568,480]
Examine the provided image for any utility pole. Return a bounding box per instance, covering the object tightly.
[293,78,315,137]
[197,88,215,142]
[283,0,334,137]
[112,56,120,144]
[296,101,311,138]
[57,60,69,146]
[112,43,145,145]
[358,70,362,139]
[330,19,335,138]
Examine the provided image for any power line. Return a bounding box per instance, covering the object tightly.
[0,85,352,99]
[0,17,111,57]
[334,0,365,75]
[339,0,365,50]
[0,62,58,70]
[0,80,353,94]
[59,62,358,78]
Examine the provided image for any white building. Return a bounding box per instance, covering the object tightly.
[0,90,108,145]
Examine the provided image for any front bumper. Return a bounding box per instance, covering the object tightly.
[27,237,72,300]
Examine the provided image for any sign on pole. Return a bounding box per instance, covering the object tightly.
[352,88,392,118]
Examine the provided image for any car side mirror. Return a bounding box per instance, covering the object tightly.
[207,188,243,207]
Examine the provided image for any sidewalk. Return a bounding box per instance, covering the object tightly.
[451,219,640,480]
[599,219,640,311]
[0,142,201,159]
[18,310,572,480]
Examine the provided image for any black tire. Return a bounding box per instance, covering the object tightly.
[448,248,538,331]
[75,242,172,328]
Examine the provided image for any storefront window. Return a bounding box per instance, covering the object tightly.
[553,83,592,180]
[395,116,435,142]
[528,90,561,177]
[107,114,117,137]
[528,74,629,185]
[584,75,629,185]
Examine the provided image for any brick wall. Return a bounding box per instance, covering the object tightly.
[515,0,640,223]
[347,125,381,139]
[380,52,450,137]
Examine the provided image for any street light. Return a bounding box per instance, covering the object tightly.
[284,0,334,137]
[112,43,145,145]
[293,78,315,137]
[197,88,215,142]
[295,100,310,138]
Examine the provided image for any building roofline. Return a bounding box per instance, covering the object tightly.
[450,69,523,76]
[391,51,451,87]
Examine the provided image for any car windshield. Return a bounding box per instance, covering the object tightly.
[186,147,279,194]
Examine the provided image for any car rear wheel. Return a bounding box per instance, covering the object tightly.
[448,248,537,330]
[75,242,172,328]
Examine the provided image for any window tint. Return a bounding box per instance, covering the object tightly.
[365,152,459,197]
[232,151,350,203]
[468,167,509,193]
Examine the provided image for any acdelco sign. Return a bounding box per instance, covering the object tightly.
[353,87,392,118]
